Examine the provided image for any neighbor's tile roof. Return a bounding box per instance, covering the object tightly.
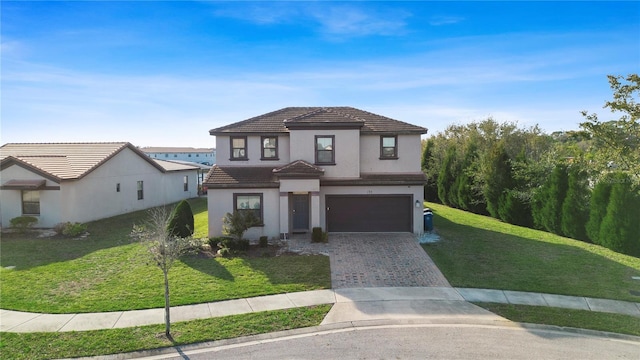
[209,107,427,135]
[0,142,192,181]
[204,166,279,188]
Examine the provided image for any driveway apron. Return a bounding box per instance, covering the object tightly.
[329,233,451,288]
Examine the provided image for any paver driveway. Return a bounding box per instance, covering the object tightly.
[328,233,451,288]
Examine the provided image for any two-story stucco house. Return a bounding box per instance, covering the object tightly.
[0,142,199,228]
[204,107,428,240]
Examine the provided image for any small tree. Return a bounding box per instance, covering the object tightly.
[167,200,194,238]
[222,211,261,241]
[130,206,197,338]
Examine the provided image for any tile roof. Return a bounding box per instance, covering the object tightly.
[209,107,427,135]
[0,142,190,181]
[204,166,279,188]
[273,160,325,178]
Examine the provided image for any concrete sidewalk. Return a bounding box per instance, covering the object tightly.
[1,287,639,333]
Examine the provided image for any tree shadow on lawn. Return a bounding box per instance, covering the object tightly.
[423,211,640,302]
[180,255,235,282]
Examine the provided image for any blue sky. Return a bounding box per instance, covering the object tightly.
[2,1,638,148]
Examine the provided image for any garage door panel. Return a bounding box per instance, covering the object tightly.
[326,195,411,232]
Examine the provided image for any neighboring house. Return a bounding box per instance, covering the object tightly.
[0,142,199,228]
[204,107,428,240]
[142,147,216,166]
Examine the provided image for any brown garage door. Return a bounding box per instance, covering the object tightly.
[326,195,412,232]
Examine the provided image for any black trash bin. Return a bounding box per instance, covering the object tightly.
[423,208,433,231]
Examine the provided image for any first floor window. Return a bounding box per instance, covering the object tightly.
[380,135,398,158]
[137,181,144,200]
[22,190,40,215]
[116,183,121,192]
[183,176,189,191]
[234,193,263,223]
[231,136,248,160]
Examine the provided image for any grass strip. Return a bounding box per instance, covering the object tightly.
[0,304,331,360]
[477,303,640,337]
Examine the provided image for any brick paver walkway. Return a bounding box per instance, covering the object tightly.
[328,233,451,288]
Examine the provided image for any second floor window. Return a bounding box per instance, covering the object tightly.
[261,136,278,160]
[380,135,398,159]
[231,136,248,160]
[315,135,335,164]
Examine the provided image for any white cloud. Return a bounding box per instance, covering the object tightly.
[428,15,465,26]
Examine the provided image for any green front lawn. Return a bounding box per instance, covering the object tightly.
[424,202,640,302]
[0,198,331,313]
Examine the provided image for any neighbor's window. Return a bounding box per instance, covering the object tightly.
[315,135,335,164]
[183,176,189,191]
[137,181,144,200]
[165,154,168,158]
[116,183,120,192]
[234,193,263,223]
[22,190,40,215]
[380,135,398,159]
[231,136,248,160]
[261,136,278,160]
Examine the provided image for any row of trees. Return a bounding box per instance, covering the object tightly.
[422,74,640,256]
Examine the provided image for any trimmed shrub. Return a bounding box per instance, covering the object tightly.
[62,222,87,237]
[168,200,194,238]
[10,216,37,233]
[311,227,328,243]
[259,236,268,248]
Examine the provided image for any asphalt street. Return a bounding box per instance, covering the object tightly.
[134,324,640,360]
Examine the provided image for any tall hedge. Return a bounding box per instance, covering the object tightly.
[483,143,513,219]
[532,164,569,234]
[498,190,533,228]
[586,175,614,245]
[168,200,194,238]
[598,176,640,256]
[560,166,589,241]
[437,146,457,206]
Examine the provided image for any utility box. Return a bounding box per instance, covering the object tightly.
[423,208,433,231]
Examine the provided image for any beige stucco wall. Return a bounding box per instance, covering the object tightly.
[0,148,198,228]
[288,129,360,178]
[207,187,280,240]
[320,185,424,234]
[360,134,423,173]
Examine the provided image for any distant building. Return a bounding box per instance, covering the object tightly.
[141,147,216,166]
